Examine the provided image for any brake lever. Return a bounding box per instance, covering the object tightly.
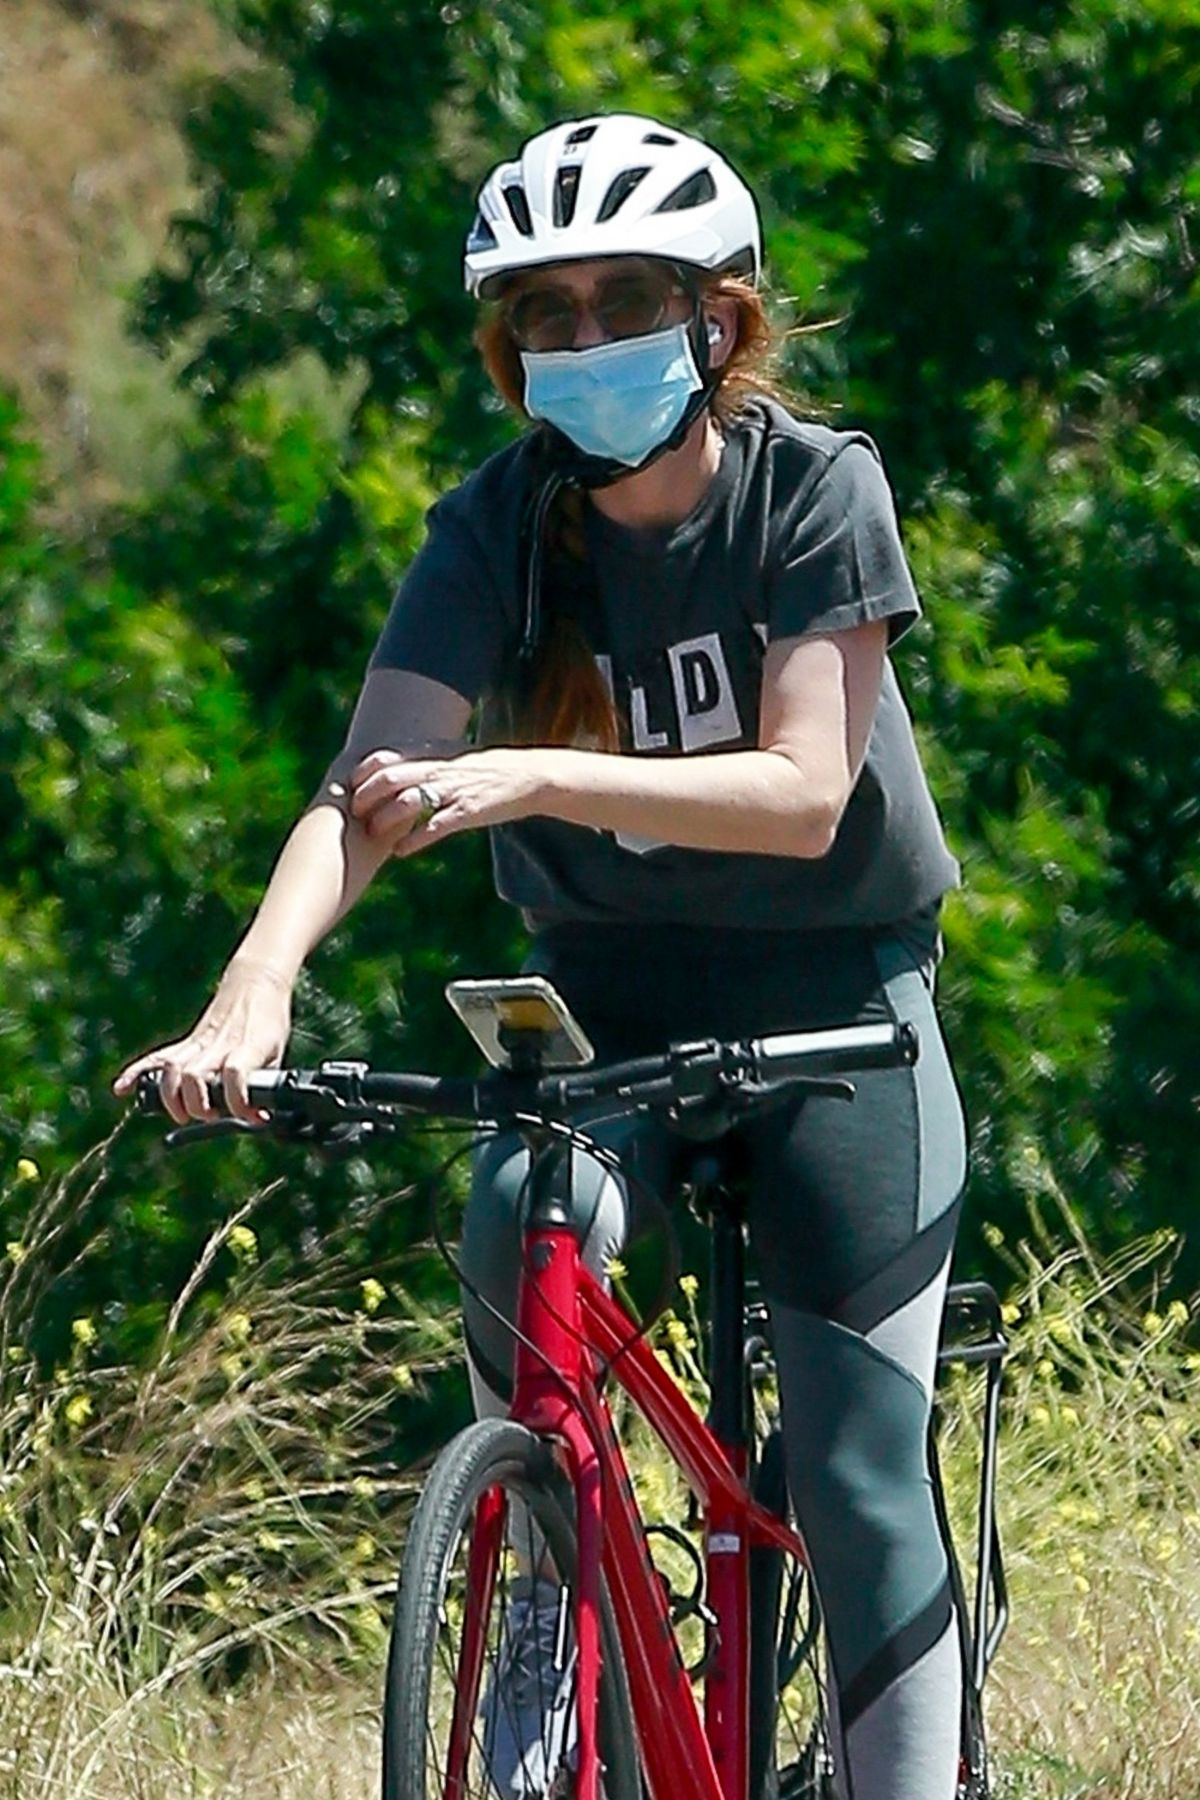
[164,1115,391,1158]
[741,1076,857,1106]
[165,1118,266,1148]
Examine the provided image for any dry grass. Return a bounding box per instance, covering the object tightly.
[2,1143,1198,1798]
[0,1670,379,1799]
[942,1201,1200,1798]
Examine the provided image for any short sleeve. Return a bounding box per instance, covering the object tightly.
[369,494,513,702]
[766,440,921,646]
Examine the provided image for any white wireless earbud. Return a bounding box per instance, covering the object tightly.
[706,319,724,347]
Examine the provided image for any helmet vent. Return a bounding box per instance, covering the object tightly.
[656,167,718,212]
[502,185,534,236]
[643,131,677,146]
[466,212,498,253]
[554,165,581,228]
[596,166,650,223]
[565,124,598,147]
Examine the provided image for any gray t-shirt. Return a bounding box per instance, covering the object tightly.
[370,399,960,933]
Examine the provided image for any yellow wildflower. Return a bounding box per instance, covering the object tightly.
[360,1277,387,1315]
[678,1274,700,1300]
[15,1158,39,1182]
[64,1393,93,1430]
[665,1317,692,1351]
[391,1364,415,1391]
[224,1310,253,1346]
[71,1317,97,1348]
[227,1224,259,1265]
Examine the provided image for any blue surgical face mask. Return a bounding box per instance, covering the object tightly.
[520,323,704,468]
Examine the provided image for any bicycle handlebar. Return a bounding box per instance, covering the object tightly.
[133,1020,918,1139]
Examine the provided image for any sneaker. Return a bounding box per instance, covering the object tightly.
[480,1576,578,1796]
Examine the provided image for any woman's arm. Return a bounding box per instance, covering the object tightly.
[113,669,471,1121]
[351,622,887,861]
[231,670,472,982]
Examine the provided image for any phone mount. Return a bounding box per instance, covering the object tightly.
[445,976,595,1070]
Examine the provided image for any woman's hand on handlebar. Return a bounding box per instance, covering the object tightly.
[111,959,293,1126]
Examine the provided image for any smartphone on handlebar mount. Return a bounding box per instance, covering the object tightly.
[444,975,595,1071]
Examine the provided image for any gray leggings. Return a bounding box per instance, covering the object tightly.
[460,924,969,1800]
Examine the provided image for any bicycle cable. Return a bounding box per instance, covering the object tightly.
[423,1110,682,1418]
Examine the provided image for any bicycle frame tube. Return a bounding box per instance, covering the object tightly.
[509,1224,809,1800]
[512,1224,605,1800]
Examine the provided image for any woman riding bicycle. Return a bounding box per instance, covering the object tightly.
[116,113,968,1800]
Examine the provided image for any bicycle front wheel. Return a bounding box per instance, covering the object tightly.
[383,1417,640,1800]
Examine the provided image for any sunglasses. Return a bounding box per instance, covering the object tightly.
[503,268,690,353]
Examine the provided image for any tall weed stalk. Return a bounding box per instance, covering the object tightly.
[0,1133,457,1796]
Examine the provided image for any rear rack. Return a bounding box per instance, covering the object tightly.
[935,1281,1009,1695]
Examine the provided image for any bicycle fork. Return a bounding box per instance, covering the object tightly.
[511,1212,606,1800]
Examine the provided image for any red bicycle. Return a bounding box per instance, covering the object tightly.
[138,976,1007,1799]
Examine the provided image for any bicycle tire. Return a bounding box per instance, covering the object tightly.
[383,1417,641,1800]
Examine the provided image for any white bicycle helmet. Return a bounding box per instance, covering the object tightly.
[464,113,761,298]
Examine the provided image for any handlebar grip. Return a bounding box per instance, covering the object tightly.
[133,1068,291,1115]
[749,1020,918,1081]
[134,1071,166,1113]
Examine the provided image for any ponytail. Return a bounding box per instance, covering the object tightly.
[511,483,620,752]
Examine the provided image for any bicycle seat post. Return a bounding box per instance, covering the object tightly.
[682,1151,749,1464]
[682,1150,752,1796]
[708,1198,749,1468]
